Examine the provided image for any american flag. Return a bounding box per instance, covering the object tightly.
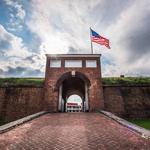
[90,28,110,49]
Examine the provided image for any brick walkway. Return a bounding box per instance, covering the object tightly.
[0,113,150,150]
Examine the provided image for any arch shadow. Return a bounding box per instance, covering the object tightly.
[56,71,91,112]
[55,71,91,90]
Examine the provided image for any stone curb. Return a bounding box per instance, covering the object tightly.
[99,110,150,139]
[0,111,47,134]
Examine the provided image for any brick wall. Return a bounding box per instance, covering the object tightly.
[0,85,150,124]
[103,85,150,118]
[45,55,104,112]
[0,86,44,123]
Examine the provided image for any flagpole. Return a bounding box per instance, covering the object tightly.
[90,27,94,54]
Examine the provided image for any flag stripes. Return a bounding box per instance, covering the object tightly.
[90,28,110,49]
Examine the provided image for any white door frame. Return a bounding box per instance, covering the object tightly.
[58,83,89,112]
[85,83,89,111]
[58,84,62,111]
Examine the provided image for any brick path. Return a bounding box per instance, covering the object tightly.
[0,113,150,150]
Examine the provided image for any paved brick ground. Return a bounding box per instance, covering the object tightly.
[0,113,150,150]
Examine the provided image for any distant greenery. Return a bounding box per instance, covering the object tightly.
[0,78,44,86]
[128,119,150,130]
[102,77,150,85]
[0,77,150,86]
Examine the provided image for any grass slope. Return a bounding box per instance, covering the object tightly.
[102,77,150,85]
[0,77,150,86]
[0,78,44,86]
[128,119,150,130]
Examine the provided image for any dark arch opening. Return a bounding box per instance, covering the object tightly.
[57,71,90,112]
[55,71,91,90]
[62,76,84,99]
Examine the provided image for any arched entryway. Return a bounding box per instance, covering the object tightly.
[56,71,90,112]
[66,94,83,112]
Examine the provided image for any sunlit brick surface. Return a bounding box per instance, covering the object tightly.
[0,113,150,150]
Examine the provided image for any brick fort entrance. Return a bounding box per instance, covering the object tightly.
[44,54,104,112]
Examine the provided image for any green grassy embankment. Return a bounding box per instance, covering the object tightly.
[102,77,150,85]
[0,78,44,86]
[0,77,150,86]
[128,119,150,130]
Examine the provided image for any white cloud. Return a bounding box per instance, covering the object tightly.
[1,0,150,77]
[25,0,150,76]
[0,24,31,58]
[104,0,150,76]
[4,0,25,20]
[15,3,26,20]
[4,0,26,31]
[0,24,46,74]
[27,0,100,54]
[0,24,45,77]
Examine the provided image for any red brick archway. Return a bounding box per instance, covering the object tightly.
[44,54,104,112]
[55,71,91,90]
[56,71,91,112]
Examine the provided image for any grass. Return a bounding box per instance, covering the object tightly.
[102,77,150,85]
[0,78,44,86]
[128,119,150,130]
[0,77,150,86]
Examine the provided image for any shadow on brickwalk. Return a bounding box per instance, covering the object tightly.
[0,112,150,150]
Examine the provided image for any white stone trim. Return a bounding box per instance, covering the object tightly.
[46,54,101,58]
[100,110,150,139]
[58,84,62,111]
[85,83,89,111]
[0,111,47,133]
[50,60,61,68]
[86,60,97,68]
[65,60,82,68]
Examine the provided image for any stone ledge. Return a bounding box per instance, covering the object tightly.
[0,111,47,134]
[99,110,150,139]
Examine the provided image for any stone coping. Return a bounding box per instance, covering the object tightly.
[99,110,150,139]
[0,111,47,134]
[46,54,101,57]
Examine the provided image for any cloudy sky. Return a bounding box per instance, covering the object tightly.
[0,0,150,77]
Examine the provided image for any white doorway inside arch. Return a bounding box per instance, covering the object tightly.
[66,94,83,112]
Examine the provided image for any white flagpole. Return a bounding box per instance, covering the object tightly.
[90,27,94,54]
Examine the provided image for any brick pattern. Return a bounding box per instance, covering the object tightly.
[103,86,150,118]
[0,87,44,123]
[0,113,149,150]
[44,55,104,112]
